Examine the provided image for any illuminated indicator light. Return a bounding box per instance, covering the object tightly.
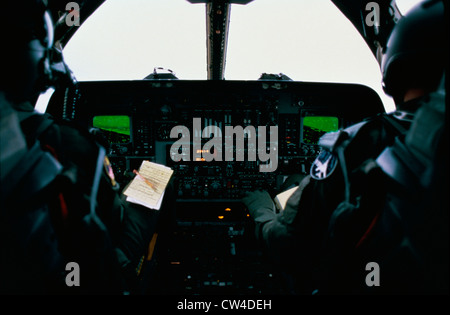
[218,215,224,220]
[246,214,250,217]
[225,208,231,212]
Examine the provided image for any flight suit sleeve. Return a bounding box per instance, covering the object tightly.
[54,125,151,280]
[0,94,27,181]
[114,178,176,284]
[243,175,311,254]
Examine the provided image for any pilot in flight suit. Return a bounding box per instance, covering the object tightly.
[0,1,174,294]
[242,0,447,294]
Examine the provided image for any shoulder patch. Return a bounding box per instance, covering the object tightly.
[103,156,117,186]
[310,150,338,180]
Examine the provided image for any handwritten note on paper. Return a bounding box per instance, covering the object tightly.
[123,160,173,210]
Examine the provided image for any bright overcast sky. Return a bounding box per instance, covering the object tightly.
[56,0,421,113]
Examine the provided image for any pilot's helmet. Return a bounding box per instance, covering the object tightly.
[381,0,445,103]
[0,0,54,102]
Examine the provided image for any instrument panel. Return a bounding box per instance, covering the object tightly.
[47,79,385,222]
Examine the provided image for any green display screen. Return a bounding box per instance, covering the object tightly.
[303,116,339,144]
[93,115,131,143]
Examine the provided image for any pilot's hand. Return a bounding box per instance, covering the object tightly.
[242,190,275,218]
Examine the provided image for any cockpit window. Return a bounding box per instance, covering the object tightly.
[396,0,424,15]
[61,0,395,111]
[63,0,207,80]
